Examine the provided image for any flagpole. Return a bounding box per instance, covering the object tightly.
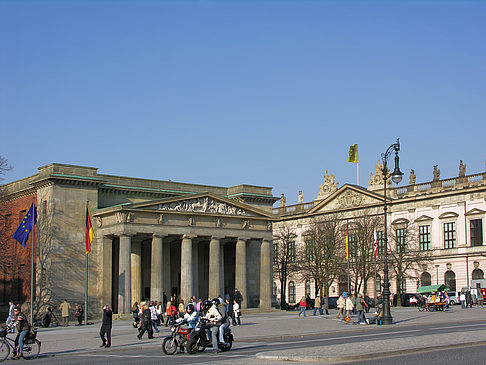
[346,222,350,295]
[30,197,35,324]
[357,162,360,186]
[85,201,89,326]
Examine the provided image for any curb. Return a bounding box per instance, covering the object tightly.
[256,340,486,363]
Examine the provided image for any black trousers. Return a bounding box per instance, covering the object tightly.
[100,324,112,346]
[139,322,153,339]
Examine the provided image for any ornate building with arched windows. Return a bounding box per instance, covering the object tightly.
[273,162,486,305]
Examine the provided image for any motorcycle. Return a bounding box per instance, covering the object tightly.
[186,318,234,354]
[162,320,191,355]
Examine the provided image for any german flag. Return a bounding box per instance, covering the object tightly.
[85,206,94,254]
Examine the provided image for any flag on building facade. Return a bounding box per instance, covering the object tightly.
[345,227,349,261]
[12,202,37,248]
[85,206,94,254]
[348,144,358,163]
[373,229,378,261]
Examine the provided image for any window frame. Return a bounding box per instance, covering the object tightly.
[419,224,431,251]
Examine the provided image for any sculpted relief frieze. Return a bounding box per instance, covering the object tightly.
[158,197,254,216]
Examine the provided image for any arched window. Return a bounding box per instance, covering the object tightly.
[305,280,311,298]
[421,272,431,286]
[375,274,382,296]
[445,270,456,291]
[288,281,296,304]
[472,268,484,280]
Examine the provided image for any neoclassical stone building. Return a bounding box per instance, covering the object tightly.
[273,162,486,304]
[0,164,277,316]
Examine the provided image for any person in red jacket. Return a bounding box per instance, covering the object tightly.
[298,296,307,317]
[165,301,177,326]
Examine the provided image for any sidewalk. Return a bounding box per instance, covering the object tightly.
[31,306,486,362]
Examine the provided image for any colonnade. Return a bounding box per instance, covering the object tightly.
[114,234,272,314]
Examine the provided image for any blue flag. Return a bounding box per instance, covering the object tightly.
[12,202,37,248]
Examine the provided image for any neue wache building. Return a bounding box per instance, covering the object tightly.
[0,163,278,317]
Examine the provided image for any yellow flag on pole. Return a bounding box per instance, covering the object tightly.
[348,144,358,163]
[345,227,349,261]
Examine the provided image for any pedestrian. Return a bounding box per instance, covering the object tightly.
[351,294,357,315]
[466,290,473,308]
[100,304,112,348]
[460,292,466,308]
[149,301,159,333]
[156,301,164,325]
[74,303,83,326]
[138,302,154,339]
[6,306,30,360]
[478,292,484,308]
[313,294,322,316]
[298,296,307,317]
[336,294,345,319]
[322,294,329,315]
[6,301,15,333]
[165,301,177,326]
[196,298,203,314]
[59,299,71,326]
[234,288,243,305]
[356,294,367,324]
[232,299,241,326]
[345,293,354,319]
[178,299,185,318]
[132,302,140,328]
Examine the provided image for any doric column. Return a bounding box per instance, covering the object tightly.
[260,239,272,308]
[220,242,225,298]
[162,239,171,298]
[235,238,248,308]
[131,241,142,305]
[151,234,164,301]
[209,236,221,298]
[118,235,132,314]
[180,234,195,302]
[99,236,113,307]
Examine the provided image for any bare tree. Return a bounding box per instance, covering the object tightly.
[0,156,14,271]
[387,221,432,306]
[347,212,382,296]
[296,215,345,309]
[273,224,298,310]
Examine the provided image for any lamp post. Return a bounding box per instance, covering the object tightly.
[381,138,403,325]
[435,264,440,285]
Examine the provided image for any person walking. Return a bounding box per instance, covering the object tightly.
[345,293,354,319]
[100,305,112,348]
[356,294,367,324]
[460,292,466,308]
[313,294,322,316]
[6,301,15,333]
[138,302,154,339]
[322,294,329,315]
[165,301,177,326]
[132,302,140,328]
[232,299,241,326]
[74,303,83,326]
[298,296,307,317]
[234,288,243,305]
[59,299,71,327]
[336,294,345,319]
[149,302,159,333]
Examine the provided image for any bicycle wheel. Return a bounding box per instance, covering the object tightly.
[0,340,10,362]
[22,339,40,360]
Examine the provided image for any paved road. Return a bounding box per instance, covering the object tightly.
[24,317,486,364]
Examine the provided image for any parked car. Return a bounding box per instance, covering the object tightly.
[447,291,461,305]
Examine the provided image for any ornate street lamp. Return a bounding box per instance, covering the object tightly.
[381,138,403,325]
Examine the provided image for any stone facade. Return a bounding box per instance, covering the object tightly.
[0,163,278,317]
[273,163,486,304]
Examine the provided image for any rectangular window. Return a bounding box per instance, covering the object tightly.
[288,241,296,263]
[470,219,483,247]
[305,240,314,262]
[419,225,431,251]
[396,228,407,253]
[272,243,278,265]
[377,231,385,255]
[444,222,456,249]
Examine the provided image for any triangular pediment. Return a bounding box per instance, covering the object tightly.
[309,185,385,214]
[126,193,274,218]
[466,208,486,216]
[415,215,434,222]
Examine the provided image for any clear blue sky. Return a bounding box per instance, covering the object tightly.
[1,0,485,205]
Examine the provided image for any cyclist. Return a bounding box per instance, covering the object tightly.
[6,306,30,360]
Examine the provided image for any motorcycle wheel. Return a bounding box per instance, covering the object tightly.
[162,336,178,355]
[186,338,200,355]
[219,338,233,352]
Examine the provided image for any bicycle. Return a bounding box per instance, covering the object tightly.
[0,327,41,362]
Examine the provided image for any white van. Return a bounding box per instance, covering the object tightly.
[447,291,461,305]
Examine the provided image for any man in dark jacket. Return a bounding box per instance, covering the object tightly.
[138,303,154,339]
[100,305,112,348]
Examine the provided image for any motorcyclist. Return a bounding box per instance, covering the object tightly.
[203,299,222,352]
[176,303,199,329]
[217,299,230,346]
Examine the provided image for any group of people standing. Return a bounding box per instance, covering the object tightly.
[131,288,244,340]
